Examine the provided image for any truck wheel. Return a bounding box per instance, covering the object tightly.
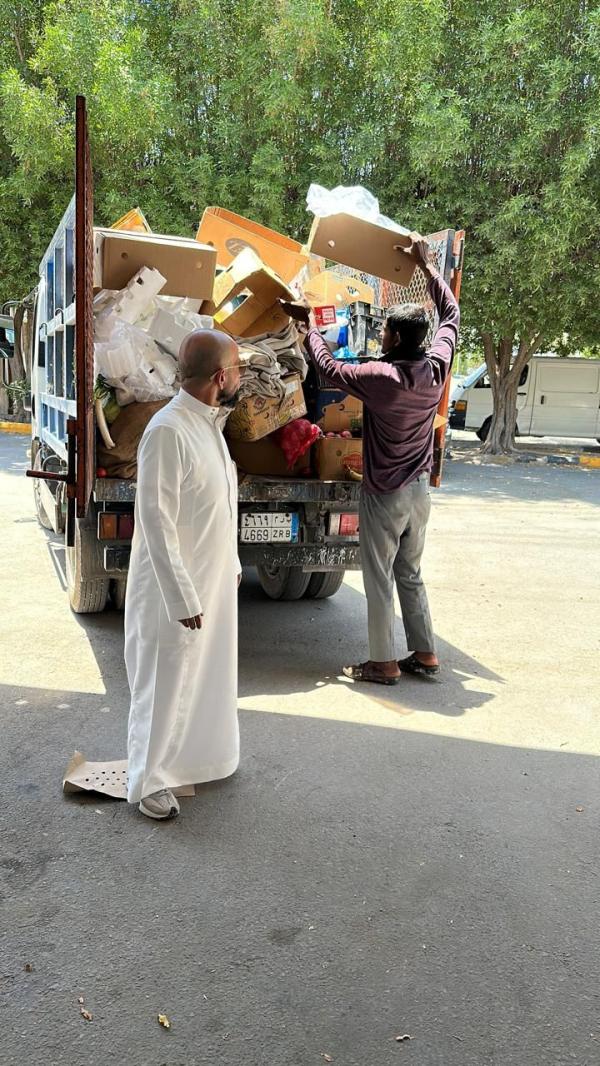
[476,417,492,442]
[110,578,127,611]
[305,571,345,599]
[256,564,311,601]
[65,522,109,614]
[31,443,53,531]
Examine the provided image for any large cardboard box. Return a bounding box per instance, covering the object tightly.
[315,437,363,481]
[226,374,307,442]
[94,229,217,299]
[320,395,363,434]
[304,270,375,309]
[211,248,295,338]
[197,207,309,283]
[227,436,312,477]
[307,214,416,287]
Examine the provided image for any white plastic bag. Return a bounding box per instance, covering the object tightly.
[306,183,410,236]
[94,321,177,404]
[113,364,176,406]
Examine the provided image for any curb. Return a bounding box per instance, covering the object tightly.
[448,448,600,470]
[0,421,31,436]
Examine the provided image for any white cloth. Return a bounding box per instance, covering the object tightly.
[125,389,240,804]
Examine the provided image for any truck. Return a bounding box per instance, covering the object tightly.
[21,96,465,613]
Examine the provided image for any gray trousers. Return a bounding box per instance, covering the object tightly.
[359,474,436,660]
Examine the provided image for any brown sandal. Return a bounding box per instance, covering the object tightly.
[343,662,400,686]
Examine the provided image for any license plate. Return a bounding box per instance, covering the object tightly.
[240,512,299,543]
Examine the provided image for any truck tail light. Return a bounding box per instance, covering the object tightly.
[118,514,134,539]
[98,513,117,539]
[98,513,134,540]
[329,513,359,537]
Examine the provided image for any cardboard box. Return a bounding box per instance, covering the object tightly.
[315,437,363,481]
[197,207,309,283]
[319,395,363,434]
[210,248,296,338]
[307,214,416,287]
[227,436,312,477]
[309,387,347,423]
[304,270,375,309]
[110,208,151,234]
[226,374,307,442]
[93,229,217,300]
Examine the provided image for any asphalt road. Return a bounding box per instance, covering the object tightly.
[1,433,599,1066]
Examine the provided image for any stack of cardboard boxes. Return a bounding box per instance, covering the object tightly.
[92,201,439,483]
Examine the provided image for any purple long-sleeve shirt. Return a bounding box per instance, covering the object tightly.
[305,270,460,494]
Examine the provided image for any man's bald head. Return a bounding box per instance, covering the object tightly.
[179,329,239,385]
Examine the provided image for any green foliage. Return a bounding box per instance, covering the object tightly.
[1,0,599,388]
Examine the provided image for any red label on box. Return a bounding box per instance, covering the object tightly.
[315,305,337,328]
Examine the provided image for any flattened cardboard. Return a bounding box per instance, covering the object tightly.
[94,229,217,300]
[62,751,195,799]
[304,270,375,309]
[307,214,416,287]
[211,248,295,338]
[197,207,309,283]
[226,374,306,442]
[319,395,363,433]
[315,437,363,481]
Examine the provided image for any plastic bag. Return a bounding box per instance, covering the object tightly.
[306,183,410,236]
[272,419,321,468]
[113,364,175,406]
[94,321,177,404]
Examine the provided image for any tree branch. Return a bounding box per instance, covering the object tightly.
[13,30,25,66]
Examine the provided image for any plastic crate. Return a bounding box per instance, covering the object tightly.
[350,302,386,359]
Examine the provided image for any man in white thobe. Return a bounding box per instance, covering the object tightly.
[125,330,243,819]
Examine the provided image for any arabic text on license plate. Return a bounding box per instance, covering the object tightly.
[240,513,299,543]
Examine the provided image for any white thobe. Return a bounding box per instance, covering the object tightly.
[125,388,240,804]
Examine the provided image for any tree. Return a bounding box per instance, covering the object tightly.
[1,0,599,450]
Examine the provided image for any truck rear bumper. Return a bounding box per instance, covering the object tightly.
[239,543,361,571]
[105,544,361,574]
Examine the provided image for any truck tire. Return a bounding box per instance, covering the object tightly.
[31,443,53,530]
[111,578,127,611]
[305,571,346,599]
[65,521,109,614]
[256,564,311,601]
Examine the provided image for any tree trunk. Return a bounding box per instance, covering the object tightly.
[484,368,520,453]
[481,331,543,454]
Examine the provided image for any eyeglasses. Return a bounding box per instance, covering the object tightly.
[211,363,246,379]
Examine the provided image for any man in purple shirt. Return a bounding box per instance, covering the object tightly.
[300,234,460,685]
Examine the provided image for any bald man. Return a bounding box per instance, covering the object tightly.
[125,330,243,819]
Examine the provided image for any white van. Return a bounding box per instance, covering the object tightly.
[449,356,600,442]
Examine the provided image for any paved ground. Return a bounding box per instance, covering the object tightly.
[1,433,599,1066]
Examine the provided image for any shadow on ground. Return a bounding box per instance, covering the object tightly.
[0,678,597,1066]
